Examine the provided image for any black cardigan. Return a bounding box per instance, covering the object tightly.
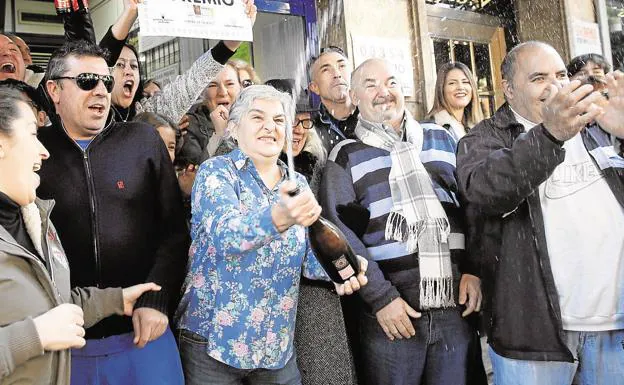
[37,116,190,339]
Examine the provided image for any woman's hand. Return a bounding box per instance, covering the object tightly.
[223,0,257,51]
[210,105,230,137]
[334,255,369,295]
[122,282,162,316]
[33,304,86,351]
[178,164,198,198]
[272,180,321,231]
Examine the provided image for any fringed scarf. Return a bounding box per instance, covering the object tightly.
[355,112,455,309]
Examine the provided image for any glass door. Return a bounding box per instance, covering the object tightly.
[427,8,507,118]
[432,38,496,117]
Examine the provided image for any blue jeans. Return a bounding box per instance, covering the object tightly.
[178,329,302,385]
[359,307,472,385]
[489,329,624,385]
[70,327,184,385]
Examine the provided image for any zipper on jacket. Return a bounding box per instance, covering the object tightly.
[82,151,103,288]
[59,119,113,289]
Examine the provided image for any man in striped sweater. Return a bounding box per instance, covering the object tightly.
[320,58,481,385]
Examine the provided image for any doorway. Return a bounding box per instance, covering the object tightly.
[427,5,507,118]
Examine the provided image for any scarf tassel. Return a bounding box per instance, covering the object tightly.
[419,276,455,310]
[385,212,426,253]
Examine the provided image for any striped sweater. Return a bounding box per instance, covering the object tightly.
[320,120,476,313]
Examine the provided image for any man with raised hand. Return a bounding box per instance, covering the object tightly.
[457,41,624,385]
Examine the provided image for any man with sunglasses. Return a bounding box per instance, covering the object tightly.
[308,46,359,154]
[36,41,189,385]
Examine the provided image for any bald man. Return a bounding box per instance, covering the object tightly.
[320,58,481,385]
[0,35,26,82]
[457,41,624,385]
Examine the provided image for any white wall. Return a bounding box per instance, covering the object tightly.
[90,0,124,42]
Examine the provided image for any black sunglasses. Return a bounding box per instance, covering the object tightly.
[52,73,115,93]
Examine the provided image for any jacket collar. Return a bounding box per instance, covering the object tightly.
[55,110,115,149]
[318,102,359,125]
[0,198,54,257]
[489,103,527,137]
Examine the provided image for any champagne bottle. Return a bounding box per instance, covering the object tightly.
[308,216,361,284]
[284,155,359,283]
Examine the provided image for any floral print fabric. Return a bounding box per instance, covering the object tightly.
[175,148,327,370]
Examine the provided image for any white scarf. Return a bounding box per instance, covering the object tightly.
[355,112,454,309]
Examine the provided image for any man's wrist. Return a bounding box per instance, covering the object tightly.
[540,124,565,146]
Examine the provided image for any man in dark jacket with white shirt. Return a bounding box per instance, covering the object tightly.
[457,41,624,385]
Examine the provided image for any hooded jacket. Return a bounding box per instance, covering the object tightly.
[0,199,124,385]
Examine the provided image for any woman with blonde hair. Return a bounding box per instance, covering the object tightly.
[426,62,484,140]
[230,58,261,88]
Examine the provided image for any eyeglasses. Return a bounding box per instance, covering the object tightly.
[52,73,115,93]
[293,118,314,129]
[241,79,254,88]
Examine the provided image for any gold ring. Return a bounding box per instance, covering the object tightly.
[308,211,315,217]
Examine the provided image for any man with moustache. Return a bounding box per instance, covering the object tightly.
[36,41,189,384]
[308,46,359,153]
[457,41,624,385]
[321,58,482,385]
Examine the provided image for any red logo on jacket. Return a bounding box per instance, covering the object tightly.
[117,180,125,189]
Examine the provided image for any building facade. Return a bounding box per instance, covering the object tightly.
[2,0,620,118]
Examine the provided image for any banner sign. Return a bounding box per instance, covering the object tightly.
[138,0,253,41]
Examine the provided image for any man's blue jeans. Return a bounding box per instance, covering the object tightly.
[359,307,472,385]
[178,329,302,385]
[489,329,624,385]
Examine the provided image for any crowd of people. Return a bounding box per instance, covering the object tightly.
[1,0,623,385]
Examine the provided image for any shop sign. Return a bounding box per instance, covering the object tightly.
[138,0,253,41]
[351,35,415,97]
[571,19,603,56]
[425,0,492,9]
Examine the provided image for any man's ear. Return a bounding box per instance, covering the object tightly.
[350,88,359,106]
[46,80,61,105]
[502,79,514,102]
[309,80,320,96]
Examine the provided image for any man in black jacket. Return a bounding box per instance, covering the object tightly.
[37,41,189,384]
[457,41,624,385]
[308,46,359,154]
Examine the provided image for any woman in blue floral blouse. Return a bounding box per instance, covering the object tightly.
[175,85,367,385]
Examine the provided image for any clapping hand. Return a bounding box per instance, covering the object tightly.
[541,79,603,142]
[596,71,624,138]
